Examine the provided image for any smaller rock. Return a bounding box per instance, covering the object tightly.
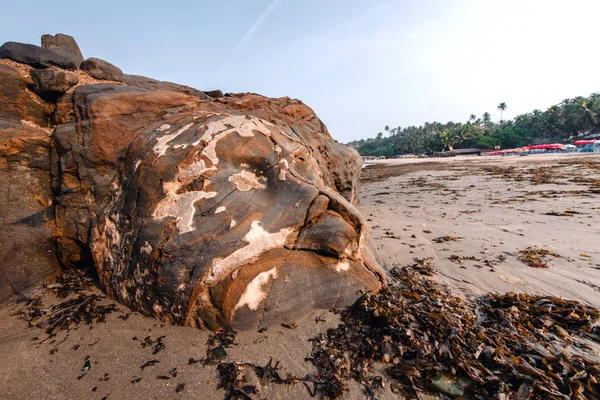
[80,57,124,81]
[204,90,223,99]
[30,69,79,99]
[41,34,84,67]
[0,41,77,70]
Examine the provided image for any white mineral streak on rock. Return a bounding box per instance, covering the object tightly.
[334,261,350,272]
[153,158,217,233]
[153,122,194,157]
[215,206,226,214]
[234,267,278,312]
[158,124,171,131]
[228,170,266,191]
[207,221,293,284]
[134,160,142,171]
[178,159,217,180]
[230,220,237,228]
[193,116,275,165]
[140,241,152,254]
[278,159,289,181]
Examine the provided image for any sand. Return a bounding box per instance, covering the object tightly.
[361,153,600,308]
[0,153,598,399]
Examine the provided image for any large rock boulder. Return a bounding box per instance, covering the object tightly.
[41,33,84,67]
[0,35,383,330]
[80,57,124,81]
[0,42,77,70]
[52,86,383,330]
[0,63,57,301]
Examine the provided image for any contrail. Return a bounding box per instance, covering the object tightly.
[218,0,281,75]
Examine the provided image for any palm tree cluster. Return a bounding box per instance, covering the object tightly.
[349,94,600,157]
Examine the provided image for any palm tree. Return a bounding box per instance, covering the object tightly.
[469,114,476,122]
[482,112,492,128]
[497,102,507,123]
[567,96,600,134]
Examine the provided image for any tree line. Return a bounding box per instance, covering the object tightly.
[348,93,600,157]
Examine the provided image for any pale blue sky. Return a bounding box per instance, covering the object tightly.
[2,0,599,142]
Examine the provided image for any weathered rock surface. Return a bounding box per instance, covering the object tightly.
[80,57,124,82]
[123,74,210,101]
[41,33,84,67]
[0,42,77,70]
[0,35,384,330]
[30,69,79,99]
[204,89,224,98]
[0,63,57,301]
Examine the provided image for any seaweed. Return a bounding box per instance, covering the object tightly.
[518,246,561,268]
[302,261,600,399]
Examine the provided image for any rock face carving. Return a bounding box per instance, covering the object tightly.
[0,35,384,330]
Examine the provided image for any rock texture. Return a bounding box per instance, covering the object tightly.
[41,34,84,67]
[0,35,384,330]
[0,62,57,301]
[80,57,124,82]
[0,42,77,70]
[122,74,210,101]
[30,69,79,100]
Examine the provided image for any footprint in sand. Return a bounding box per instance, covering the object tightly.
[499,274,525,286]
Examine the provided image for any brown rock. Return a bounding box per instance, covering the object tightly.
[0,124,59,301]
[51,87,383,330]
[204,90,224,99]
[0,41,77,70]
[30,69,79,99]
[122,74,210,101]
[80,57,124,82]
[41,33,84,67]
[0,69,57,299]
[0,46,383,329]
[0,64,50,128]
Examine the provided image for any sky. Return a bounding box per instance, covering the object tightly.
[1,0,600,142]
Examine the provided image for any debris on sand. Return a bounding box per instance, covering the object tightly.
[14,293,117,336]
[46,269,95,298]
[432,236,463,244]
[216,358,296,399]
[544,210,583,217]
[139,335,166,355]
[140,360,159,370]
[201,329,237,365]
[518,246,561,268]
[13,270,117,336]
[303,262,600,399]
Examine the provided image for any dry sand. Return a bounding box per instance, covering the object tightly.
[0,153,598,399]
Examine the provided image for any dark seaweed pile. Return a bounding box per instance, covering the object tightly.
[304,261,600,399]
[13,270,117,336]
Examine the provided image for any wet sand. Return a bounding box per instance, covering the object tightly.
[361,153,600,307]
[0,153,598,399]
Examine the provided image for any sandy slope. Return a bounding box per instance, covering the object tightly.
[0,153,598,399]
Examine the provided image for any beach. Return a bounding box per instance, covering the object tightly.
[0,153,599,399]
[361,153,600,308]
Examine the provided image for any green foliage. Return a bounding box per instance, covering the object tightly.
[348,93,600,156]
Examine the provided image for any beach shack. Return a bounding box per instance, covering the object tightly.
[573,140,597,152]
